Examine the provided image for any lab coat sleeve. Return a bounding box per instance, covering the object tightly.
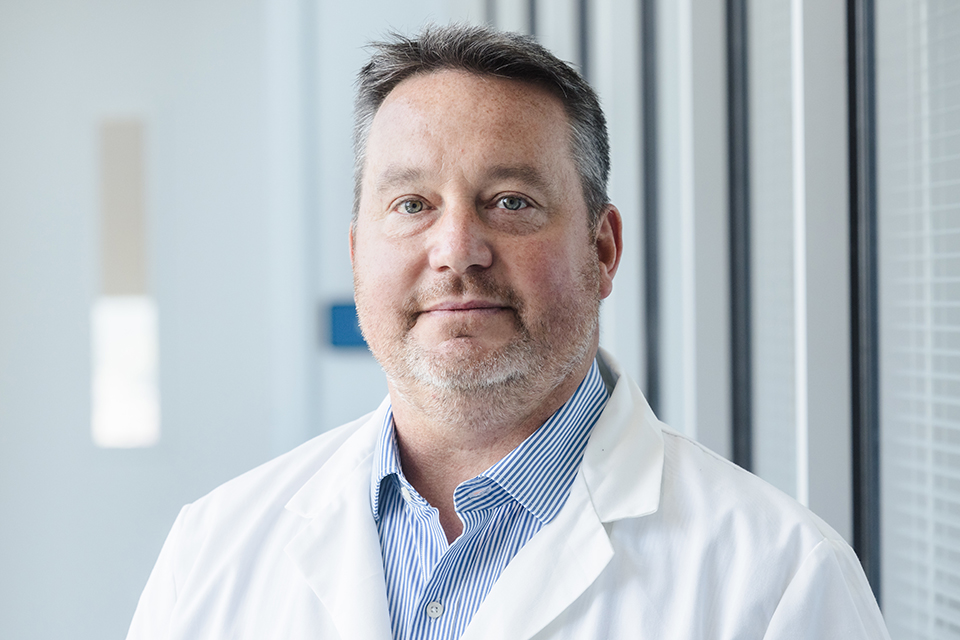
[126,505,190,640]
[762,538,891,640]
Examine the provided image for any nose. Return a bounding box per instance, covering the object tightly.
[427,201,493,274]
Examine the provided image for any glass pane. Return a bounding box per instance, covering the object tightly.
[878,1,960,637]
[748,0,797,497]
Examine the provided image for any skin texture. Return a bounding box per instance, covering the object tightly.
[350,70,622,541]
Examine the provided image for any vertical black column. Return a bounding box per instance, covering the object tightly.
[641,0,660,415]
[727,0,753,471]
[848,0,882,603]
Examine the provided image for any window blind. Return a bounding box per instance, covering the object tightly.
[878,1,960,637]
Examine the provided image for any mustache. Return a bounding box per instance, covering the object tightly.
[401,272,526,330]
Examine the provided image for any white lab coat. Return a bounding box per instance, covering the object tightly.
[127,351,890,639]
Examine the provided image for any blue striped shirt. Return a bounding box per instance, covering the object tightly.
[370,361,609,640]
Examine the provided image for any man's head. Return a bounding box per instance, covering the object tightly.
[350,25,621,412]
[352,24,610,231]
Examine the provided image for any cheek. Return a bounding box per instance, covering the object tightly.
[354,243,398,317]
[355,232,416,289]
[353,234,430,337]
[509,244,590,307]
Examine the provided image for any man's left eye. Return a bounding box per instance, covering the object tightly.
[498,196,528,211]
[399,200,425,214]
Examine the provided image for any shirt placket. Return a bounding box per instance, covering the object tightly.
[406,479,505,640]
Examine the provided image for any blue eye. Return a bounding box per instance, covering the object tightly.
[400,200,424,214]
[499,196,527,211]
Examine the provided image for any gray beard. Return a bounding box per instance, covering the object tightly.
[385,320,597,429]
[385,295,599,428]
[357,259,601,426]
[395,311,595,391]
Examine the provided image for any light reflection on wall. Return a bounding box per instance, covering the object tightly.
[92,119,160,448]
[91,295,160,447]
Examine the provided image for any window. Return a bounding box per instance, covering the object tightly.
[878,1,960,636]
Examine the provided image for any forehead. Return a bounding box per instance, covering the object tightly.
[361,70,573,179]
[379,69,566,126]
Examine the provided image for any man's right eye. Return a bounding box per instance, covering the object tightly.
[399,200,424,214]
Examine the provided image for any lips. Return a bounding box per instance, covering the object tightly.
[422,299,509,313]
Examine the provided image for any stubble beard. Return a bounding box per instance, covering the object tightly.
[355,264,601,425]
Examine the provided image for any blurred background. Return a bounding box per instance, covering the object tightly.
[0,0,956,637]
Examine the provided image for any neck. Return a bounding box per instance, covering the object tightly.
[387,348,596,542]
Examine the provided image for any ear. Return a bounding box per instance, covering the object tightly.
[348,221,356,267]
[594,204,622,299]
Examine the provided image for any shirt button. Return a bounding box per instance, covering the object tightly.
[426,601,444,619]
[400,486,412,502]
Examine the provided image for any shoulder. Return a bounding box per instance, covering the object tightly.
[656,426,843,552]
[595,421,887,635]
[161,408,382,583]
[656,430,887,637]
[611,423,859,616]
[127,411,382,638]
[179,409,376,531]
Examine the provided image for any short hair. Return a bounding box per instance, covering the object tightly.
[352,23,610,229]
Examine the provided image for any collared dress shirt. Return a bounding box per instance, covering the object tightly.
[371,361,609,640]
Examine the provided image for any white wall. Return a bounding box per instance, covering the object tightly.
[0,1,278,636]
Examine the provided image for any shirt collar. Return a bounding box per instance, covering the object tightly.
[370,359,609,524]
[370,407,402,521]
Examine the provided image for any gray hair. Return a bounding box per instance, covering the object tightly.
[352,23,610,229]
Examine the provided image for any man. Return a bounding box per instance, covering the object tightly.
[128,25,890,639]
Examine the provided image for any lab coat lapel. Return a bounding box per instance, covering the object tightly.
[459,470,613,640]
[579,353,664,524]
[283,401,393,640]
[462,352,665,640]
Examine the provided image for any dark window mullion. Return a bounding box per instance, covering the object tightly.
[578,0,589,81]
[641,0,660,416]
[848,0,882,603]
[727,0,752,472]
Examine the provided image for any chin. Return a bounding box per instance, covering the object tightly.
[402,340,534,392]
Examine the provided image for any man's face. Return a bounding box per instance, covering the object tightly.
[351,70,618,397]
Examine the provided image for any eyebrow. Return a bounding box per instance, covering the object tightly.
[372,163,551,194]
[374,166,426,195]
[484,165,550,192]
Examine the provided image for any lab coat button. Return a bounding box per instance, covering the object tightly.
[426,601,444,618]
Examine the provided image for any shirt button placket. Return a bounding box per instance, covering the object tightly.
[426,601,444,619]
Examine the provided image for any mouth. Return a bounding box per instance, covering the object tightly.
[418,300,512,319]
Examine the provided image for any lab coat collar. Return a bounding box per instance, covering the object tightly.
[460,349,665,640]
[283,350,665,640]
[580,348,664,523]
[284,395,394,640]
